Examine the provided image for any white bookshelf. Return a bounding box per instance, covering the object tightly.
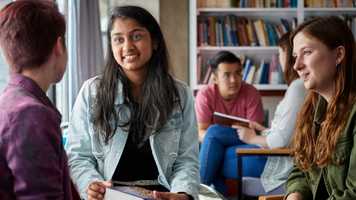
[189,0,356,94]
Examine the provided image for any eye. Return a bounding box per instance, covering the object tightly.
[303,49,312,55]
[131,33,143,41]
[112,36,124,44]
[235,70,242,76]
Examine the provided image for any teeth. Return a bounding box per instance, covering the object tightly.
[124,55,137,62]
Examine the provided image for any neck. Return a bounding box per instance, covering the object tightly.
[21,66,52,92]
[125,68,147,86]
[125,68,147,101]
[317,82,335,103]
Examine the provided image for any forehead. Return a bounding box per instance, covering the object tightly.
[111,17,147,34]
[217,62,242,72]
[293,32,324,53]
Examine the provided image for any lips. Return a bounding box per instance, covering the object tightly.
[123,54,138,63]
[299,72,310,81]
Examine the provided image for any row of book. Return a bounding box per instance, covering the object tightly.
[197,54,284,85]
[305,0,356,7]
[197,0,298,8]
[198,16,296,47]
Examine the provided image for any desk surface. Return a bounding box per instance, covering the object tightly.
[236,148,291,156]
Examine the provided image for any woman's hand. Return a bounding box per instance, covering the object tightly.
[153,191,191,200]
[233,125,257,144]
[87,180,112,200]
[232,122,268,147]
[249,121,267,131]
[286,192,303,200]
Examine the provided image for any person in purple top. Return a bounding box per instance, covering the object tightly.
[0,1,72,199]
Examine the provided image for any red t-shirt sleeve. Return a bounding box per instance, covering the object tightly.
[195,86,214,124]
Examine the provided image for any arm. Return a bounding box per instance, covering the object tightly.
[5,106,68,199]
[198,122,209,142]
[195,87,214,142]
[286,165,313,200]
[66,79,106,198]
[330,115,356,200]
[169,85,200,200]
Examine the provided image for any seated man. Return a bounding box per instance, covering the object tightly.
[196,51,265,195]
[0,1,72,199]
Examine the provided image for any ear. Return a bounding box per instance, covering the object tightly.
[54,36,66,56]
[335,45,345,65]
[212,72,217,83]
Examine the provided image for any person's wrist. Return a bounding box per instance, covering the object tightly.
[178,192,193,200]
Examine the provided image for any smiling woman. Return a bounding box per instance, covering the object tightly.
[66,5,199,200]
[286,16,356,200]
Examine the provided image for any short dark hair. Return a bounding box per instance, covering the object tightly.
[209,51,241,72]
[0,0,66,72]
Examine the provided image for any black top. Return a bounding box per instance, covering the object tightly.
[112,135,159,183]
[316,175,329,199]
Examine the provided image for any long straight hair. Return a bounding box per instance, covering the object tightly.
[92,6,180,145]
[277,32,298,85]
[291,16,356,170]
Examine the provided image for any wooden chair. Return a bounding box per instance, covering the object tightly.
[258,194,284,200]
[235,148,291,200]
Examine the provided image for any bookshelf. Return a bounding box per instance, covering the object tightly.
[189,0,356,97]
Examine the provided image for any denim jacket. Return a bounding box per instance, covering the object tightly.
[287,96,356,200]
[66,76,200,199]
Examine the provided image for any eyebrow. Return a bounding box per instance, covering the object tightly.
[293,46,308,55]
[111,28,147,36]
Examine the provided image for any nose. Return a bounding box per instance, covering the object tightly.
[229,74,239,83]
[123,39,134,52]
[293,56,303,71]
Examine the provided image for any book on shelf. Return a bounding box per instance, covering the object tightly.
[213,112,250,127]
[105,186,153,200]
[197,15,294,47]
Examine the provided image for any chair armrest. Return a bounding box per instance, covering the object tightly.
[258,194,285,200]
[236,147,291,156]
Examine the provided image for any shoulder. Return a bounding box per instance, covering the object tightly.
[76,75,102,101]
[285,79,306,99]
[196,84,215,98]
[239,82,260,97]
[173,79,194,103]
[81,76,101,91]
[0,87,52,121]
[288,79,305,92]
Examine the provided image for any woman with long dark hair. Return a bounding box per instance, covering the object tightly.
[66,6,199,200]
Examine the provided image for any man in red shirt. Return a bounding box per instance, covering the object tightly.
[195,51,265,195]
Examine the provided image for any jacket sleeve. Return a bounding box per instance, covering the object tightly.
[4,106,69,200]
[286,165,313,200]
[66,79,104,199]
[331,114,356,199]
[169,84,200,200]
